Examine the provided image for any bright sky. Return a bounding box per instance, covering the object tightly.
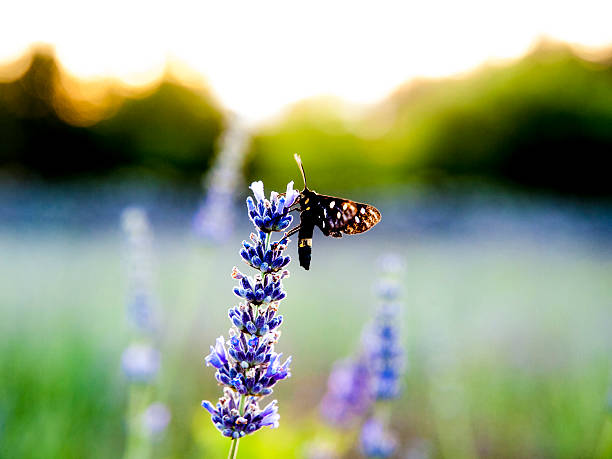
[2,0,612,122]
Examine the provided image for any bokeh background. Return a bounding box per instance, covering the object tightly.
[1,2,612,458]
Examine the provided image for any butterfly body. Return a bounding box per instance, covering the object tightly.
[289,155,382,270]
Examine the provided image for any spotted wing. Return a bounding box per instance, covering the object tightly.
[312,194,381,238]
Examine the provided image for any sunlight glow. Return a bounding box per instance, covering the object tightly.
[2,0,612,122]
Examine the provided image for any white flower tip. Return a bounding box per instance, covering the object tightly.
[285,181,299,207]
[249,181,265,202]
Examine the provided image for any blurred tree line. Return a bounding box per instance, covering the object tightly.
[0,50,224,181]
[1,44,610,196]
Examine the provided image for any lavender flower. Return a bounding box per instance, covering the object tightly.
[362,301,404,400]
[121,344,161,382]
[320,358,373,426]
[142,402,171,436]
[240,232,291,273]
[357,256,405,457]
[318,253,406,458]
[193,115,249,242]
[202,180,295,455]
[246,181,298,233]
[359,417,398,458]
[121,207,158,333]
[232,268,287,305]
[120,208,171,457]
[202,388,280,439]
[228,302,283,337]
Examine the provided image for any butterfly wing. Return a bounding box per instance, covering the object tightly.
[311,194,381,237]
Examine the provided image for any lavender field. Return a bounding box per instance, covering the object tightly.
[1,186,611,458]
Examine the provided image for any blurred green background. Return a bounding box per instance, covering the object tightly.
[1,42,612,459]
[1,43,612,197]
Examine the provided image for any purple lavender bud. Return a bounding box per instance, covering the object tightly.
[284,181,299,208]
[246,321,257,334]
[249,181,265,203]
[246,196,256,213]
[277,196,286,214]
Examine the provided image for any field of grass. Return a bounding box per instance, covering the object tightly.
[1,190,611,458]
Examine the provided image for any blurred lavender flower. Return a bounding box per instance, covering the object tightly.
[121,344,161,382]
[360,417,398,458]
[362,301,405,400]
[318,253,406,458]
[121,207,158,333]
[361,254,406,403]
[320,358,373,426]
[374,279,401,301]
[193,115,249,242]
[378,254,405,275]
[202,180,294,456]
[142,402,171,436]
[358,255,406,457]
[120,207,170,458]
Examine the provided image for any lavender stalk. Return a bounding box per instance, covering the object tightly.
[202,180,299,458]
[120,208,170,459]
[359,254,405,458]
[193,114,248,242]
[318,254,405,458]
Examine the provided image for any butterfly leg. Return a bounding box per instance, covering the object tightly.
[284,224,301,237]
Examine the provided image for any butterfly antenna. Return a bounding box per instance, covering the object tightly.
[294,153,308,190]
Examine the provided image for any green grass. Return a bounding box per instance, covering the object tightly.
[0,225,610,458]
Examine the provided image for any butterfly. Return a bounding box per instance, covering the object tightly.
[285,154,382,270]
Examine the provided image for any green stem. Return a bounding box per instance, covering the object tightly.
[227,437,239,459]
[255,232,273,323]
[227,395,246,459]
[124,384,152,459]
[595,415,612,459]
[264,232,271,251]
[239,393,246,415]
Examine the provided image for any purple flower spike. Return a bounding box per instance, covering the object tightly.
[202,180,294,442]
[362,302,405,400]
[319,253,406,456]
